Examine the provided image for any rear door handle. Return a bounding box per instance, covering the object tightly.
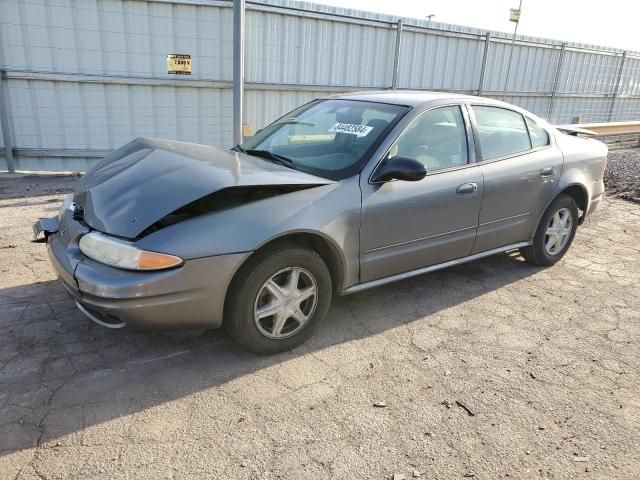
[540,165,555,177]
[456,182,478,196]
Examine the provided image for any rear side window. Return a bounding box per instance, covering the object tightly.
[473,106,532,160]
[525,117,550,148]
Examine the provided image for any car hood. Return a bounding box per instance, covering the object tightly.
[74,138,333,239]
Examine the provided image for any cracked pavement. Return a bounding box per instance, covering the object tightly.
[0,174,639,479]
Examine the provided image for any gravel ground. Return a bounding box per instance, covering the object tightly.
[604,148,640,203]
[1,162,640,479]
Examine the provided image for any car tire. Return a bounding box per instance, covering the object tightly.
[224,243,332,354]
[520,193,579,266]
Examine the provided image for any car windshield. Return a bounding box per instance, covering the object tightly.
[239,99,409,180]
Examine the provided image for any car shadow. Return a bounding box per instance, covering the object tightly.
[0,251,539,454]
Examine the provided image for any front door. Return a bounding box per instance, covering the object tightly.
[359,105,483,283]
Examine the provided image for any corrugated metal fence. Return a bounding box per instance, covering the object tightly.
[1,0,639,171]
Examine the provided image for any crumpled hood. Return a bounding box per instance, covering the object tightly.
[74,138,332,239]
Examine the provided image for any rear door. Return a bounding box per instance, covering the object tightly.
[359,104,483,283]
[468,105,563,253]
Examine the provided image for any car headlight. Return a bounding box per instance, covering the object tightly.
[59,194,74,219]
[79,231,183,271]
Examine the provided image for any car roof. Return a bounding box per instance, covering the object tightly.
[327,90,502,108]
[325,90,550,125]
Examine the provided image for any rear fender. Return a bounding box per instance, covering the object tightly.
[531,133,607,233]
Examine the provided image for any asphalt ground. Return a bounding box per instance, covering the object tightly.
[1,164,639,479]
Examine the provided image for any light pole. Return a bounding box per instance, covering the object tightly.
[502,0,523,100]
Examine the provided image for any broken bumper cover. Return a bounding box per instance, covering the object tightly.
[44,215,250,331]
[33,216,60,242]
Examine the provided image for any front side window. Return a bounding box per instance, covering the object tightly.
[473,106,532,161]
[525,117,550,148]
[388,105,469,172]
[239,99,409,180]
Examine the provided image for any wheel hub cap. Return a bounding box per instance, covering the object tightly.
[254,267,318,339]
[544,207,572,256]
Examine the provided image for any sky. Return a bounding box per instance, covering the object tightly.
[309,0,640,51]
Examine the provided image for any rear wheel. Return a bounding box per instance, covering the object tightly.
[520,194,579,266]
[224,244,332,354]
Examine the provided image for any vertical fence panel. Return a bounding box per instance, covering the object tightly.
[557,50,621,95]
[1,0,640,172]
[621,56,640,96]
[397,30,484,91]
[245,10,394,87]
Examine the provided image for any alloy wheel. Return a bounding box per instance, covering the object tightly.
[544,207,573,255]
[253,267,318,339]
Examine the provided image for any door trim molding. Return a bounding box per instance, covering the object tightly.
[479,212,531,227]
[343,241,531,295]
[363,225,477,253]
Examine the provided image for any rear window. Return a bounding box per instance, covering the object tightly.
[473,106,532,161]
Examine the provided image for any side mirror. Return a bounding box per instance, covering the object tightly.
[372,156,427,183]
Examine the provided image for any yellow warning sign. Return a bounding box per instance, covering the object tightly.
[167,54,191,75]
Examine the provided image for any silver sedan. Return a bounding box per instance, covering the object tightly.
[34,92,607,353]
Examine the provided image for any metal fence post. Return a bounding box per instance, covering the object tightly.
[607,51,626,122]
[391,19,403,89]
[477,32,491,96]
[547,42,566,121]
[233,0,245,146]
[0,71,16,173]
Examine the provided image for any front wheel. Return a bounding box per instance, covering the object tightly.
[520,194,579,266]
[224,244,332,354]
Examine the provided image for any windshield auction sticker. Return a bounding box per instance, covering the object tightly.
[329,123,373,137]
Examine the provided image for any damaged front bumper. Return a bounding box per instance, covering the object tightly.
[33,216,61,242]
[38,213,250,331]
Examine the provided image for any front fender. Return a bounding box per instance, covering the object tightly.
[136,177,362,289]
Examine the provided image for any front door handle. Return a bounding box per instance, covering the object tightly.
[540,165,555,177]
[456,182,478,196]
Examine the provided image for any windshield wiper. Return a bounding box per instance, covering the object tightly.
[274,118,315,127]
[244,149,297,169]
[233,145,295,169]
